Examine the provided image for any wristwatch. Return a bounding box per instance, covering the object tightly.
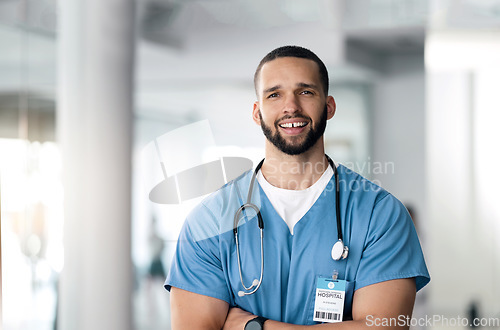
[244,316,268,330]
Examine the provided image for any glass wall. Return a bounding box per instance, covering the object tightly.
[0,1,59,329]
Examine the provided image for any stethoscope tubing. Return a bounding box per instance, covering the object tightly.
[234,202,264,295]
[327,154,344,244]
[233,156,346,296]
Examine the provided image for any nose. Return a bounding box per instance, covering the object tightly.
[283,94,301,114]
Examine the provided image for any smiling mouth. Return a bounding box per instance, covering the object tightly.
[279,122,308,128]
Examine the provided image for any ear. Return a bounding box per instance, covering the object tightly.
[326,96,336,120]
[252,101,262,125]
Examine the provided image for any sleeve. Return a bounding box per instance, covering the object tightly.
[164,204,231,304]
[354,193,430,292]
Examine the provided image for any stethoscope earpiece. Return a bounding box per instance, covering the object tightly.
[238,279,259,297]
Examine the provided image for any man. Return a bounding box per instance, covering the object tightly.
[165,46,430,329]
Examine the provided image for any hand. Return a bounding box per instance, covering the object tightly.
[223,307,256,330]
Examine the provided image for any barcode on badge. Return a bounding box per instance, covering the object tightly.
[315,311,341,322]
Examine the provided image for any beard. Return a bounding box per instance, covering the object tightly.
[259,105,328,156]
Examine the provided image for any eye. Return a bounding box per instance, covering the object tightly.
[267,92,279,99]
[300,90,314,95]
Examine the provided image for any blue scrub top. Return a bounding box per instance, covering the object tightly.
[165,164,430,325]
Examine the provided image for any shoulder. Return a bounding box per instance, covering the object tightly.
[337,164,391,205]
[338,167,429,290]
[337,164,410,232]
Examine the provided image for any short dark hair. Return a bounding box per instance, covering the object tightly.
[254,45,329,97]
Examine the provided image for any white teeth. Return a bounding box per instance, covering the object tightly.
[280,122,307,128]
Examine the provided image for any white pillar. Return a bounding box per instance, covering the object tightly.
[426,70,474,314]
[0,181,3,329]
[425,31,500,317]
[57,0,135,329]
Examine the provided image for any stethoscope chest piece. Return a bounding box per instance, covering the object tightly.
[331,239,349,261]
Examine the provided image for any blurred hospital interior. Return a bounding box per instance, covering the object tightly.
[1,0,500,329]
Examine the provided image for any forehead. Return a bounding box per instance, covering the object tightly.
[258,57,321,90]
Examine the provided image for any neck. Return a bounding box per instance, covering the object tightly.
[261,141,329,190]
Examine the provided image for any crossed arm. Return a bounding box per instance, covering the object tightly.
[170,278,416,330]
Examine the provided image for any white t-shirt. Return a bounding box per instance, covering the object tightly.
[256,165,334,235]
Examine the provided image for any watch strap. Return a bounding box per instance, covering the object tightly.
[245,316,268,329]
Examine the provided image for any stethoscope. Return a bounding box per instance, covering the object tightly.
[233,155,349,297]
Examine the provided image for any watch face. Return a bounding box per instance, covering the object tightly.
[245,320,262,330]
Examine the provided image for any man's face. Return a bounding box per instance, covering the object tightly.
[253,57,335,156]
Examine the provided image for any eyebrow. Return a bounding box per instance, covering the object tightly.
[263,85,281,94]
[297,82,319,90]
[263,83,319,94]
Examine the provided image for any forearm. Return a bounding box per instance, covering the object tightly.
[263,319,369,330]
[225,308,411,330]
[170,287,229,330]
[224,279,415,330]
[263,317,410,330]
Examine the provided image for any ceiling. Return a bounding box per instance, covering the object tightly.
[1,0,500,121]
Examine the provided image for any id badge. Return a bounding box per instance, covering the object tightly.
[313,277,346,323]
